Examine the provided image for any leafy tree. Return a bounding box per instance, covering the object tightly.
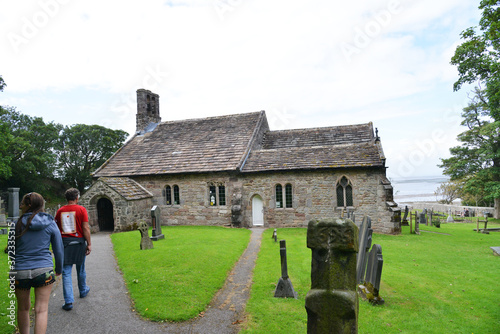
[435,180,462,204]
[451,0,500,117]
[58,124,128,192]
[441,1,500,216]
[0,107,63,195]
[0,75,5,91]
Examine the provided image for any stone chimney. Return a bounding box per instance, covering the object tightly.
[136,89,161,133]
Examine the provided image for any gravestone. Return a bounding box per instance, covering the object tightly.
[272,229,277,242]
[274,240,298,298]
[419,212,426,227]
[7,188,20,221]
[490,247,500,256]
[305,218,359,334]
[402,206,409,226]
[356,216,372,284]
[447,209,454,223]
[138,221,154,250]
[150,205,164,241]
[358,244,384,305]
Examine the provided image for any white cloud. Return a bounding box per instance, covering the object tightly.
[0,0,483,178]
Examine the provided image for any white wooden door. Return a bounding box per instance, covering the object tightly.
[252,195,264,226]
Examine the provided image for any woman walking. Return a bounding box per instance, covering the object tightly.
[12,192,64,334]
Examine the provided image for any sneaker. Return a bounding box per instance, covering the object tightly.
[80,286,90,298]
[62,303,73,311]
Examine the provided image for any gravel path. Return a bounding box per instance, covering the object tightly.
[44,228,265,334]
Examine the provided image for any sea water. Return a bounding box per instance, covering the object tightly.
[390,175,449,203]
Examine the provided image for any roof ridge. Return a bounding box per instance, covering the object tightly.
[159,110,263,126]
[267,122,372,134]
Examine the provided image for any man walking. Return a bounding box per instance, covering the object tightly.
[55,188,92,311]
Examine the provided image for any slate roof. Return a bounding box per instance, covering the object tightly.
[99,177,153,200]
[241,123,385,172]
[93,111,386,177]
[93,112,265,177]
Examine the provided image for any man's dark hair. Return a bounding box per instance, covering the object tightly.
[65,188,80,202]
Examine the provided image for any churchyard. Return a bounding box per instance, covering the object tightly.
[0,218,498,333]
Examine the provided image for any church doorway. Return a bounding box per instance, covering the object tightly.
[97,198,114,231]
[252,195,264,226]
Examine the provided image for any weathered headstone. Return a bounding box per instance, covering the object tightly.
[356,216,372,284]
[7,188,20,221]
[138,221,154,250]
[150,205,164,241]
[358,244,384,305]
[490,247,500,256]
[402,206,409,226]
[419,212,426,227]
[305,218,359,334]
[446,209,454,223]
[274,240,297,298]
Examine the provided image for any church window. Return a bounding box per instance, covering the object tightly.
[336,176,353,207]
[173,185,180,205]
[275,184,283,208]
[285,183,293,208]
[164,185,180,205]
[275,183,293,208]
[208,182,226,206]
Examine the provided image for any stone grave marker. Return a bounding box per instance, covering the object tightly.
[138,221,154,250]
[356,216,372,285]
[490,247,500,256]
[447,209,454,223]
[8,188,20,221]
[419,212,426,227]
[274,240,297,298]
[402,206,409,226]
[305,218,359,334]
[358,244,384,305]
[150,205,165,241]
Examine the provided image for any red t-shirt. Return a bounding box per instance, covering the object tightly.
[55,204,89,238]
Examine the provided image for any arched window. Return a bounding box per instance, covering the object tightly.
[275,184,283,208]
[165,185,172,205]
[285,184,293,208]
[173,185,180,205]
[336,176,353,207]
[164,185,180,205]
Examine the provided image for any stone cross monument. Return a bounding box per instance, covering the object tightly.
[305,218,359,334]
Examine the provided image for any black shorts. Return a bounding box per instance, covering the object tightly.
[15,269,56,290]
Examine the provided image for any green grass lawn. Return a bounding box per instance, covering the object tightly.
[242,222,500,333]
[110,226,251,322]
[2,221,499,333]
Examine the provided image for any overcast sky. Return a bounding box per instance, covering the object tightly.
[1,0,482,179]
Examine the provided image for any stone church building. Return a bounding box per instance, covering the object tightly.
[80,89,401,234]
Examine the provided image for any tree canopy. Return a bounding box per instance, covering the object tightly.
[0,77,129,200]
[58,124,128,192]
[441,0,500,210]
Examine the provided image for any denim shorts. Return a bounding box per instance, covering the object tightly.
[12,267,56,290]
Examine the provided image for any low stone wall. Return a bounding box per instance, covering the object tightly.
[398,202,494,217]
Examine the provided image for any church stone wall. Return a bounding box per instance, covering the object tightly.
[129,168,399,234]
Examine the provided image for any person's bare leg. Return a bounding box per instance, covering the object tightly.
[15,288,31,334]
[33,284,53,334]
